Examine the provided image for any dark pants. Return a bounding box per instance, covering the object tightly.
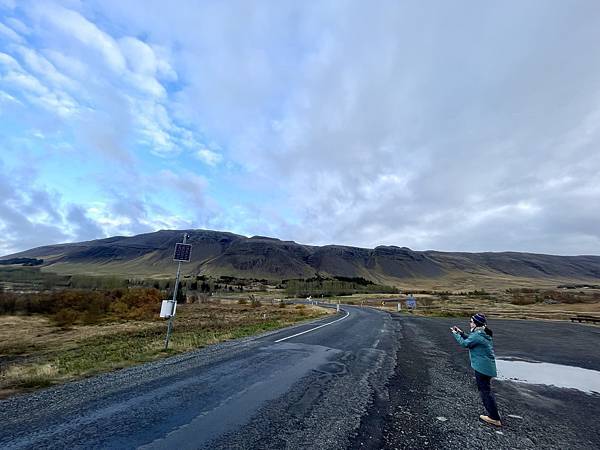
[475,371,500,421]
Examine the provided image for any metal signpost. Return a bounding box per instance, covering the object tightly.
[163,233,192,350]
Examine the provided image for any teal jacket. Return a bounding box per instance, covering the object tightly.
[453,329,497,377]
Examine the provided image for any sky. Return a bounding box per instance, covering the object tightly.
[1,0,600,256]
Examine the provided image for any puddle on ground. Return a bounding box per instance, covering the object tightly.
[496,358,600,394]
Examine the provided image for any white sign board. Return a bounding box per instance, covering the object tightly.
[160,300,177,318]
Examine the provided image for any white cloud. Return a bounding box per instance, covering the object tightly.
[2,70,46,95]
[119,37,172,98]
[43,49,88,79]
[3,1,600,255]
[119,36,159,76]
[5,17,29,35]
[0,0,16,10]
[159,169,208,207]
[133,100,176,153]
[35,3,126,73]
[153,45,177,81]
[0,21,23,42]
[0,60,79,117]
[0,90,18,103]
[34,90,78,117]
[0,161,207,255]
[1,46,81,117]
[15,45,78,92]
[195,148,222,166]
[0,51,20,69]
[87,204,132,228]
[0,166,70,255]
[1,4,202,161]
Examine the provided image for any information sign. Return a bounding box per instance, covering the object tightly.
[406,294,417,309]
[160,300,177,318]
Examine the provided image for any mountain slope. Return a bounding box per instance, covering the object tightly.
[3,229,600,283]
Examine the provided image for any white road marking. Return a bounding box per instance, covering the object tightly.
[274,310,351,343]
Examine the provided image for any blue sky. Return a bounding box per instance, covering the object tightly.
[1,0,600,256]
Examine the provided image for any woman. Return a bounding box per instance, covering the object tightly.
[451,313,502,427]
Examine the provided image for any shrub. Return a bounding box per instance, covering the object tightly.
[82,298,103,324]
[1,287,162,322]
[510,295,537,305]
[119,288,162,320]
[110,301,129,316]
[0,291,17,314]
[53,308,79,329]
[249,295,261,308]
[419,297,434,307]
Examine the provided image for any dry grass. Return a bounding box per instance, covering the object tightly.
[0,302,329,398]
[384,272,591,292]
[2,363,59,389]
[372,291,600,321]
[0,316,153,356]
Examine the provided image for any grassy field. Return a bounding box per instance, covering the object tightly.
[0,301,330,398]
[377,271,591,292]
[243,289,600,322]
[350,290,600,321]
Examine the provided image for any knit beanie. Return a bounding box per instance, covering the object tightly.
[472,313,487,327]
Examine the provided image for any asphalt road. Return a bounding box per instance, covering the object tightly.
[1,308,599,450]
[0,305,401,449]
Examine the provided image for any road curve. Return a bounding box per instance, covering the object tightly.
[0,305,400,449]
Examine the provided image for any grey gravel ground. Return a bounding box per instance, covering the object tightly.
[351,315,600,450]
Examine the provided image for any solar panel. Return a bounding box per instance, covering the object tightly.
[173,243,192,262]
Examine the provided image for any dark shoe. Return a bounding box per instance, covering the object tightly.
[480,415,502,427]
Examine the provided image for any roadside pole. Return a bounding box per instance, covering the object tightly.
[164,233,191,350]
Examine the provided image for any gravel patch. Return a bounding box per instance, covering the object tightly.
[352,315,600,450]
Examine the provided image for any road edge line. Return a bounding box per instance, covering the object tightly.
[274,309,350,343]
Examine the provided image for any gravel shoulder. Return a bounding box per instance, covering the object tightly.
[351,315,600,450]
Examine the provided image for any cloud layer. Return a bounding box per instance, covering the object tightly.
[1,1,600,255]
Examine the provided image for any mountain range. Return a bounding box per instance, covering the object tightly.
[3,229,600,287]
